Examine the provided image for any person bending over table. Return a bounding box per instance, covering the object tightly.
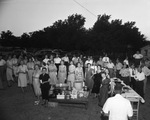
[39,67,50,106]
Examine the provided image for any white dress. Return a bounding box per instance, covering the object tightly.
[48,64,57,85]
[68,65,76,87]
[33,70,41,96]
[18,65,28,87]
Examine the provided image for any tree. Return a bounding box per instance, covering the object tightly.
[0,30,18,47]
[90,14,146,55]
[0,13,147,56]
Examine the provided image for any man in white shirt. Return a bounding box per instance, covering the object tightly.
[133,51,143,66]
[129,63,136,90]
[102,83,133,120]
[123,57,129,66]
[134,67,145,103]
[72,55,78,65]
[102,54,110,68]
[54,54,61,72]
[62,54,69,63]
[62,54,69,74]
[107,59,115,78]
[141,63,150,94]
[84,56,93,68]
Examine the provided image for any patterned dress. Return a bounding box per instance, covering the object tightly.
[68,64,76,87]
[75,67,84,81]
[58,65,67,83]
[48,64,57,85]
[33,70,41,96]
[17,65,28,87]
[119,68,130,85]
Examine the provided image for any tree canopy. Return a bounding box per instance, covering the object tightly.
[0,13,148,55]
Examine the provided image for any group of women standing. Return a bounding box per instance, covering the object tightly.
[1,52,149,106]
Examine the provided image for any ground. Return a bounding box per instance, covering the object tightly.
[0,78,150,120]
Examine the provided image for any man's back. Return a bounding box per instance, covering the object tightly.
[103,94,133,120]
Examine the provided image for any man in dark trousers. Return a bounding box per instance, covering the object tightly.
[39,67,50,106]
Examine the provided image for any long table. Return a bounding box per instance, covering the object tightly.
[110,78,141,120]
[121,86,142,99]
[49,97,89,109]
[121,86,141,120]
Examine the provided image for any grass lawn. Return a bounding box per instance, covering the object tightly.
[0,78,150,120]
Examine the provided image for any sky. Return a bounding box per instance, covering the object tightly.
[0,0,150,40]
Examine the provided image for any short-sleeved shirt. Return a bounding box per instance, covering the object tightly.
[54,57,61,64]
[133,54,143,59]
[62,56,69,62]
[107,63,114,69]
[102,94,133,120]
[102,57,109,63]
[135,71,145,81]
[85,60,93,66]
[39,73,50,83]
[43,58,50,64]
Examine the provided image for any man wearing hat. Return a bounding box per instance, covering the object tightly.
[102,82,133,120]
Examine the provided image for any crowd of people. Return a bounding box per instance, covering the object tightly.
[0,50,149,109]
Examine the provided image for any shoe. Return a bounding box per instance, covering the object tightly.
[141,98,145,104]
[34,101,40,105]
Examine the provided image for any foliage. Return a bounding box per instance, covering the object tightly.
[0,14,147,55]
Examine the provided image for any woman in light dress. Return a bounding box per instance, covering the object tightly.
[6,55,14,87]
[75,62,84,81]
[32,64,41,105]
[58,60,67,83]
[17,60,28,92]
[27,58,35,84]
[68,61,76,87]
[48,60,57,85]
